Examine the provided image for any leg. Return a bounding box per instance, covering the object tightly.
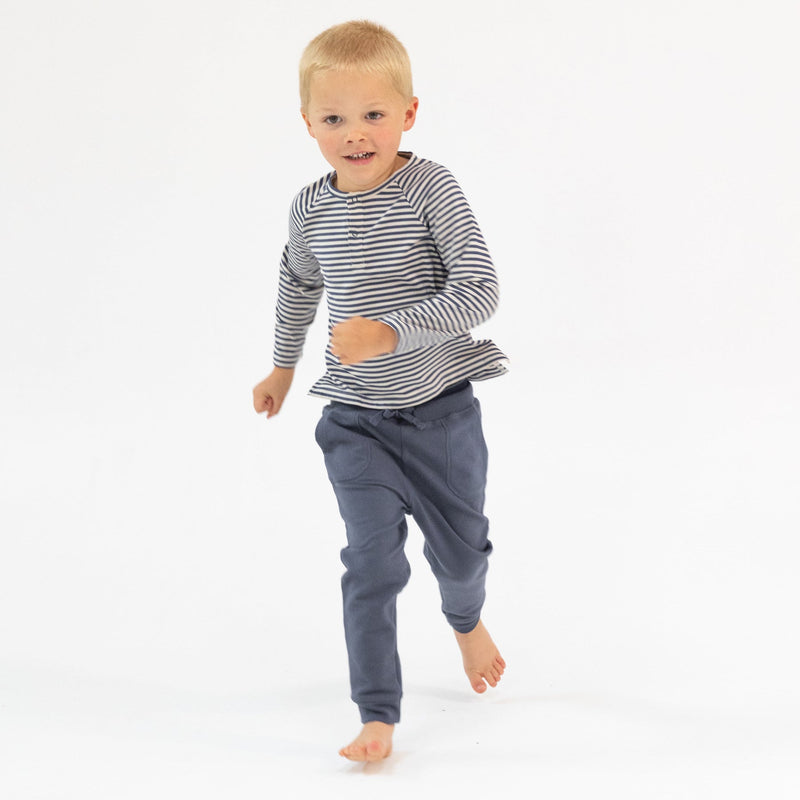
[403,392,506,691]
[407,397,492,631]
[316,405,411,735]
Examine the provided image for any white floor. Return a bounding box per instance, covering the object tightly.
[3,657,799,799]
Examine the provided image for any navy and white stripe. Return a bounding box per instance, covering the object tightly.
[273,153,507,408]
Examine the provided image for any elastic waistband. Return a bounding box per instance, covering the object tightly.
[406,380,473,422]
[329,380,474,424]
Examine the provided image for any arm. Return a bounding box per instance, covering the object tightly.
[379,167,499,354]
[273,206,325,369]
[254,195,323,415]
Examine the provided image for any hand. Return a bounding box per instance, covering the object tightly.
[252,367,295,418]
[330,317,398,365]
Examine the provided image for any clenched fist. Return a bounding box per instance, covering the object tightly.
[330,317,398,365]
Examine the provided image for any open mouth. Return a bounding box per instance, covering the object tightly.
[345,152,375,161]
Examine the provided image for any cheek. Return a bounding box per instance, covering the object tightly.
[318,128,340,143]
[372,127,399,147]
[312,131,336,151]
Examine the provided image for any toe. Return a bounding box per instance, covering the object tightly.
[339,744,365,761]
[472,676,487,693]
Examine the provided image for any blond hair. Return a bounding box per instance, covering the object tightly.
[299,20,414,111]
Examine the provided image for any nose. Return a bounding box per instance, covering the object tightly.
[345,125,367,143]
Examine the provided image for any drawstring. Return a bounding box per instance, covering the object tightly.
[368,408,430,430]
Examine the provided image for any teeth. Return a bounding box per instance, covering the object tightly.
[348,152,372,159]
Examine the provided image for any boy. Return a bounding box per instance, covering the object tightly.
[253,20,507,761]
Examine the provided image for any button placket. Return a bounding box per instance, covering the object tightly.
[347,197,365,267]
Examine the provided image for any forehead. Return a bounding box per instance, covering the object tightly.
[307,69,403,109]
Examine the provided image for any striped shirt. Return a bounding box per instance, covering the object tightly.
[273,153,508,408]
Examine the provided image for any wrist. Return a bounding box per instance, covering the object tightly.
[378,321,398,354]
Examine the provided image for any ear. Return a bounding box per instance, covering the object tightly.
[301,110,317,139]
[403,97,420,132]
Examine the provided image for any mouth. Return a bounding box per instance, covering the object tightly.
[344,151,375,161]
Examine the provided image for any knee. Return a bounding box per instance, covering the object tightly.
[341,545,411,597]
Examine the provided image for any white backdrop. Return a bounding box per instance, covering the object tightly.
[1,0,799,796]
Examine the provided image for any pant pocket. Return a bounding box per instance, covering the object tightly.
[442,401,488,508]
[316,407,372,483]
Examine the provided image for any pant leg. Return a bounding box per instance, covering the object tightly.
[402,389,493,634]
[315,404,410,724]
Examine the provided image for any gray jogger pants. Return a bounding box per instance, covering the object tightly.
[314,381,493,724]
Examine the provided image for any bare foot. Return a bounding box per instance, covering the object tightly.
[454,619,506,694]
[339,721,394,761]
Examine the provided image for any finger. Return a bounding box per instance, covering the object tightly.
[266,398,281,418]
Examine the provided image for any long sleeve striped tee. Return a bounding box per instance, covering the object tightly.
[273,153,508,408]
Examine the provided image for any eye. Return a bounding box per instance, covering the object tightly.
[366,111,384,121]
[323,115,342,125]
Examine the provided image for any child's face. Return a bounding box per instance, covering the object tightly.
[302,70,418,193]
